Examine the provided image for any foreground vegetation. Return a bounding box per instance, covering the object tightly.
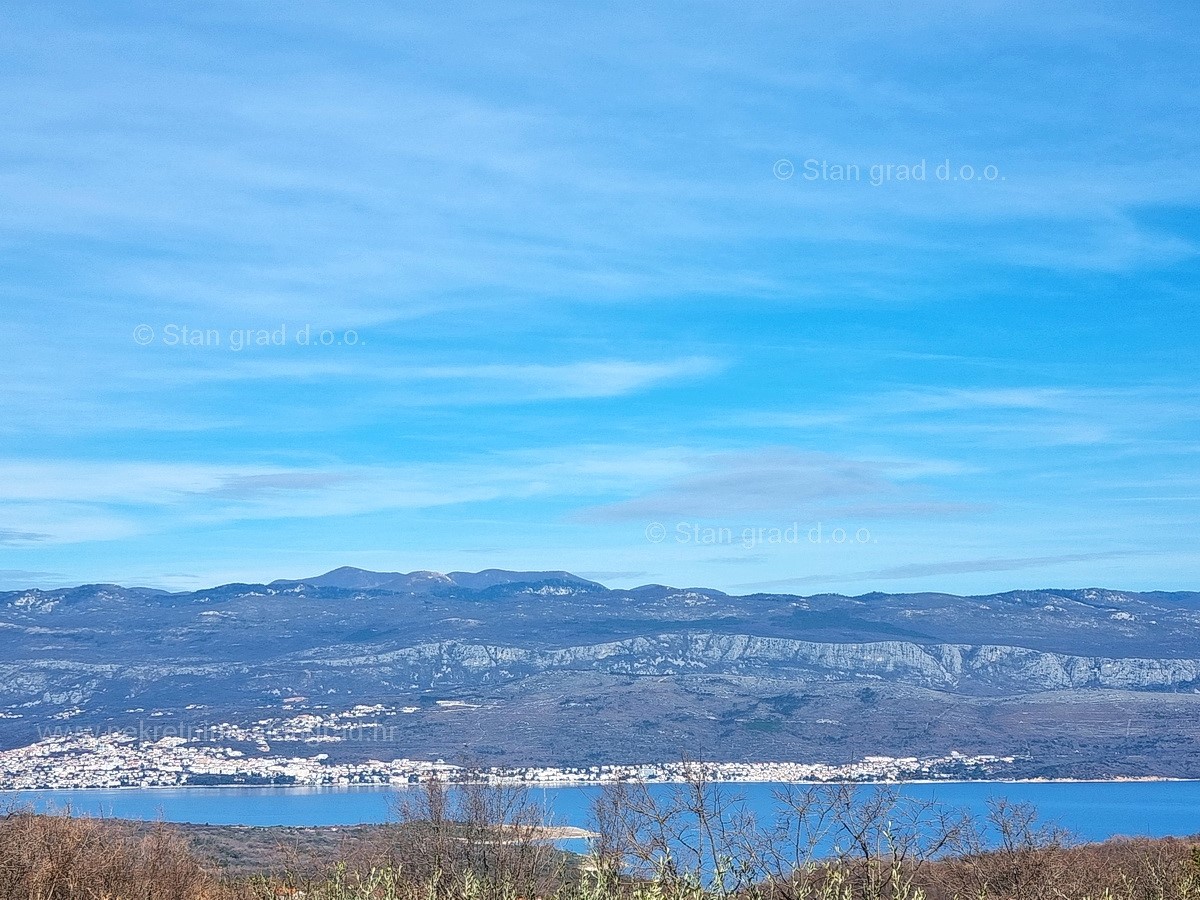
[4,769,1200,899]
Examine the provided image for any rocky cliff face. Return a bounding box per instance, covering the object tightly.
[291,633,1200,694]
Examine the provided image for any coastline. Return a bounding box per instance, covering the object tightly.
[3,775,1194,792]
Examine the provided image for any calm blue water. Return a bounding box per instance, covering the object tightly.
[3,781,1199,844]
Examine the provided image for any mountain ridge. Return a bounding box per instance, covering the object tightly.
[6,566,1197,604]
[4,571,1200,777]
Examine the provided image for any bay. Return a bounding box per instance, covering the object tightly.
[3,781,1199,846]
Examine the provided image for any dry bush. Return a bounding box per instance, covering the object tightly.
[594,769,971,900]
[0,806,217,900]
[336,776,567,898]
[590,767,1200,900]
[925,832,1200,900]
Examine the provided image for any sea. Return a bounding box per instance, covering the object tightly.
[3,780,1198,848]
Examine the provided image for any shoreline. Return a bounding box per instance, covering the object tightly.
[3,775,1195,792]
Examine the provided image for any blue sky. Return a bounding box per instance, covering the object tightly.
[1,0,1197,593]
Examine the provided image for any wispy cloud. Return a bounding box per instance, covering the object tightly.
[0,528,51,545]
[137,356,723,401]
[0,569,64,590]
[735,551,1133,592]
[577,448,965,522]
[201,473,354,499]
[736,385,1200,449]
[0,448,691,543]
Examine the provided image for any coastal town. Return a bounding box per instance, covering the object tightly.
[0,705,1018,789]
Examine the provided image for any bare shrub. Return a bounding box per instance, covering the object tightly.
[343,775,566,897]
[592,765,973,900]
[0,805,216,900]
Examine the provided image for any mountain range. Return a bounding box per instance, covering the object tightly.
[4,568,1200,778]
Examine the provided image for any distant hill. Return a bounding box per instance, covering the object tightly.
[267,566,604,593]
[3,571,1200,777]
